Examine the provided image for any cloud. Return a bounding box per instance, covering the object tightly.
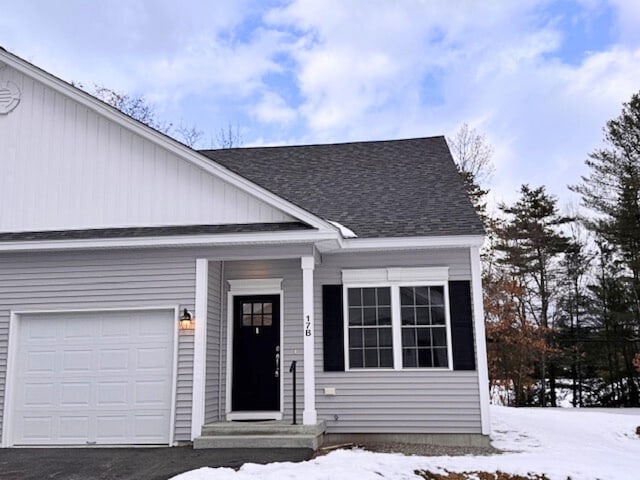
[3,0,640,210]
[251,91,297,125]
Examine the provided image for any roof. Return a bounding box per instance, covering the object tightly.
[200,137,485,239]
[0,222,312,242]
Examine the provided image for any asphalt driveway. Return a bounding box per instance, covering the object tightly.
[0,446,314,480]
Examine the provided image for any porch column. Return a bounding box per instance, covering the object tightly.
[301,256,317,425]
[470,246,491,435]
[191,258,208,440]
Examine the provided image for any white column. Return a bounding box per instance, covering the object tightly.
[190,258,208,440]
[470,246,491,435]
[301,255,317,425]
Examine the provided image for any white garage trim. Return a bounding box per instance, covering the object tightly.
[1,306,180,447]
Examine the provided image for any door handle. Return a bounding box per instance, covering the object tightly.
[275,352,280,378]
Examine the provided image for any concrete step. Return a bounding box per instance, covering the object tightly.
[200,420,325,437]
[193,433,322,450]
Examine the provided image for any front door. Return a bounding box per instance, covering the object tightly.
[231,294,281,411]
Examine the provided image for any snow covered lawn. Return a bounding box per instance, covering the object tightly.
[172,406,640,480]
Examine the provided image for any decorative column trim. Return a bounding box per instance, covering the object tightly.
[191,258,208,440]
[470,246,491,435]
[301,255,317,425]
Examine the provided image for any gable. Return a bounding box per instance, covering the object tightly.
[0,61,297,234]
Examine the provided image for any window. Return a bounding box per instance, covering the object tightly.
[347,287,393,368]
[343,268,452,370]
[241,301,273,327]
[400,286,448,367]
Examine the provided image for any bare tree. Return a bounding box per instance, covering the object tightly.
[75,83,204,148]
[447,123,495,223]
[92,86,173,134]
[447,123,495,185]
[176,121,204,148]
[214,123,243,149]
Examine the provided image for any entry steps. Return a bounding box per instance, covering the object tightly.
[193,420,326,450]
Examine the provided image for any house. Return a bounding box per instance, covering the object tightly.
[0,47,490,449]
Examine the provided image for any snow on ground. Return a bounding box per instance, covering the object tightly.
[171,406,640,480]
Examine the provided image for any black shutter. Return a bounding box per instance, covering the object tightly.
[449,280,476,370]
[322,284,344,371]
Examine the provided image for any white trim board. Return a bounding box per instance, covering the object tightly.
[341,267,454,372]
[0,230,340,252]
[471,246,491,435]
[224,281,285,421]
[190,259,209,440]
[339,235,485,250]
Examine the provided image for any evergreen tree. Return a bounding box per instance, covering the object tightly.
[571,91,640,404]
[495,185,570,406]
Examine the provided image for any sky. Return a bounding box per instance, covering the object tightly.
[1,0,640,208]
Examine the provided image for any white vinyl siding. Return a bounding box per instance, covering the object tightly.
[0,63,294,233]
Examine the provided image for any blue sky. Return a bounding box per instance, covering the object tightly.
[2,0,639,208]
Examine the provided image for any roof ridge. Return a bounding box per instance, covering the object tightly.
[198,135,445,153]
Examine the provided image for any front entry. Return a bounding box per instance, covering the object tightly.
[231,294,281,412]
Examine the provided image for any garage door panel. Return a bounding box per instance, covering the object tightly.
[23,382,55,407]
[137,315,173,337]
[63,320,94,340]
[25,351,56,373]
[96,415,128,441]
[21,416,54,441]
[135,380,169,406]
[137,347,170,370]
[62,349,93,372]
[12,309,174,445]
[134,414,170,439]
[60,382,91,406]
[59,416,90,439]
[98,348,130,371]
[24,319,57,341]
[97,382,128,406]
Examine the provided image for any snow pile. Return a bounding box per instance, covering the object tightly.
[327,220,357,238]
[171,406,640,480]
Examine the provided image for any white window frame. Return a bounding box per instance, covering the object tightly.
[342,267,453,371]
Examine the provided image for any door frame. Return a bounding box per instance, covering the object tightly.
[1,306,179,448]
[225,278,284,421]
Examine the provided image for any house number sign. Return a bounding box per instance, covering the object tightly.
[305,315,312,336]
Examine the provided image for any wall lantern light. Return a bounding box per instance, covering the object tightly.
[179,308,194,330]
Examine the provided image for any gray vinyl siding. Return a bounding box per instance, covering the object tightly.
[0,248,198,444]
[204,261,222,424]
[0,242,315,445]
[220,259,304,423]
[315,248,482,434]
[0,242,482,442]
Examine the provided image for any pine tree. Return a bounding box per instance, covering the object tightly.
[495,185,570,406]
[571,91,640,405]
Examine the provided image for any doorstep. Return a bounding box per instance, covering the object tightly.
[193,420,326,450]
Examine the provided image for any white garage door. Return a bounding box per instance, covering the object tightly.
[11,309,175,446]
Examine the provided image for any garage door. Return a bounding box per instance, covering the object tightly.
[11,309,175,446]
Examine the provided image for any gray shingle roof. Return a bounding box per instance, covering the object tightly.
[200,137,484,238]
[0,222,312,241]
